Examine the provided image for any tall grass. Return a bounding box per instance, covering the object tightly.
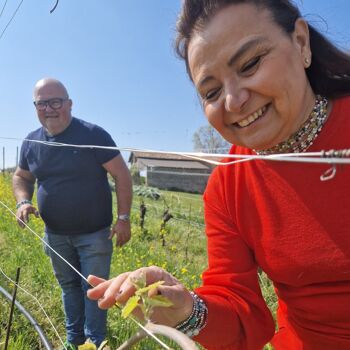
[0,174,276,349]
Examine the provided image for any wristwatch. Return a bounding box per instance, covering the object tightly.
[118,214,130,222]
[16,199,33,209]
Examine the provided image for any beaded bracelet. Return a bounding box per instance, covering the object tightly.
[16,199,32,209]
[176,292,208,338]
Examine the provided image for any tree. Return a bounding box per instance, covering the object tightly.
[192,125,231,153]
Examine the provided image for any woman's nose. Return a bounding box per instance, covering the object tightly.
[224,86,249,113]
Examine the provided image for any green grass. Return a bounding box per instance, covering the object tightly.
[0,174,276,349]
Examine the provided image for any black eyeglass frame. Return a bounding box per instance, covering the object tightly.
[33,98,69,111]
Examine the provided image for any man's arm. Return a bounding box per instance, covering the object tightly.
[12,167,38,228]
[103,154,133,246]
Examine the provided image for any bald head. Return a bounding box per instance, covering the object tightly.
[33,78,73,136]
[33,78,69,100]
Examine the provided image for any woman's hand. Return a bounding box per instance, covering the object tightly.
[87,266,194,327]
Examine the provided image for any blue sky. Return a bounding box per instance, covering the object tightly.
[1,0,350,167]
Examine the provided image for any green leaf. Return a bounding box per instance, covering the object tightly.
[78,344,96,350]
[147,295,173,308]
[121,295,140,318]
[135,281,164,296]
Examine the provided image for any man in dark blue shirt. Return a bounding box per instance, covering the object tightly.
[12,77,133,349]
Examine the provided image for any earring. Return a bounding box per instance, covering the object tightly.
[304,57,310,67]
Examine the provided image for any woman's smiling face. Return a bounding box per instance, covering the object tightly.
[188,3,315,150]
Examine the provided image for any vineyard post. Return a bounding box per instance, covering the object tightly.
[4,267,21,350]
[140,201,146,229]
[160,209,173,247]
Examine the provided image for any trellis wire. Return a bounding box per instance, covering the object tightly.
[1,136,350,166]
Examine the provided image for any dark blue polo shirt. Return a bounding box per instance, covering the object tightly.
[19,117,120,235]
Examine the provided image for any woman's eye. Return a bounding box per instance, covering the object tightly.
[241,56,261,73]
[204,88,221,101]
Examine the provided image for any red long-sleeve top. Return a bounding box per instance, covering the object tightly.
[194,96,350,350]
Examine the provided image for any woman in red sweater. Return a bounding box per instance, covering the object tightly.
[87,1,350,349]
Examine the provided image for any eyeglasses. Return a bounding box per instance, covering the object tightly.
[33,98,68,111]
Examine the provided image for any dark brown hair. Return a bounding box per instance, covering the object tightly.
[175,0,350,98]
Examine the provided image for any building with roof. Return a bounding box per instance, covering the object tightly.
[128,151,218,194]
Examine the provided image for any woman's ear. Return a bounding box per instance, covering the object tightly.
[293,18,312,67]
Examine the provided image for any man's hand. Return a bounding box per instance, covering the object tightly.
[103,155,133,246]
[16,204,39,228]
[109,220,131,246]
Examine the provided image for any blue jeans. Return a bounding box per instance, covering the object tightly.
[44,228,113,346]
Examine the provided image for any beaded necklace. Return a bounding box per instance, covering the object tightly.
[255,95,328,155]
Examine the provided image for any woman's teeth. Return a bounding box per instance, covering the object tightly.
[237,105,267,127]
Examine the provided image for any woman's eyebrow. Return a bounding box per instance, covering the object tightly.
[227,36,267,68]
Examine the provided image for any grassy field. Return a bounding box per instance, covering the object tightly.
[0,174,276,350]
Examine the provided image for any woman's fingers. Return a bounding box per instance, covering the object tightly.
[87,272,131,309]
[87,274,106,288]
[87,275,111,301]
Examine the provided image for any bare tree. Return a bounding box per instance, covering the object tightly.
[192,125,231,153]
